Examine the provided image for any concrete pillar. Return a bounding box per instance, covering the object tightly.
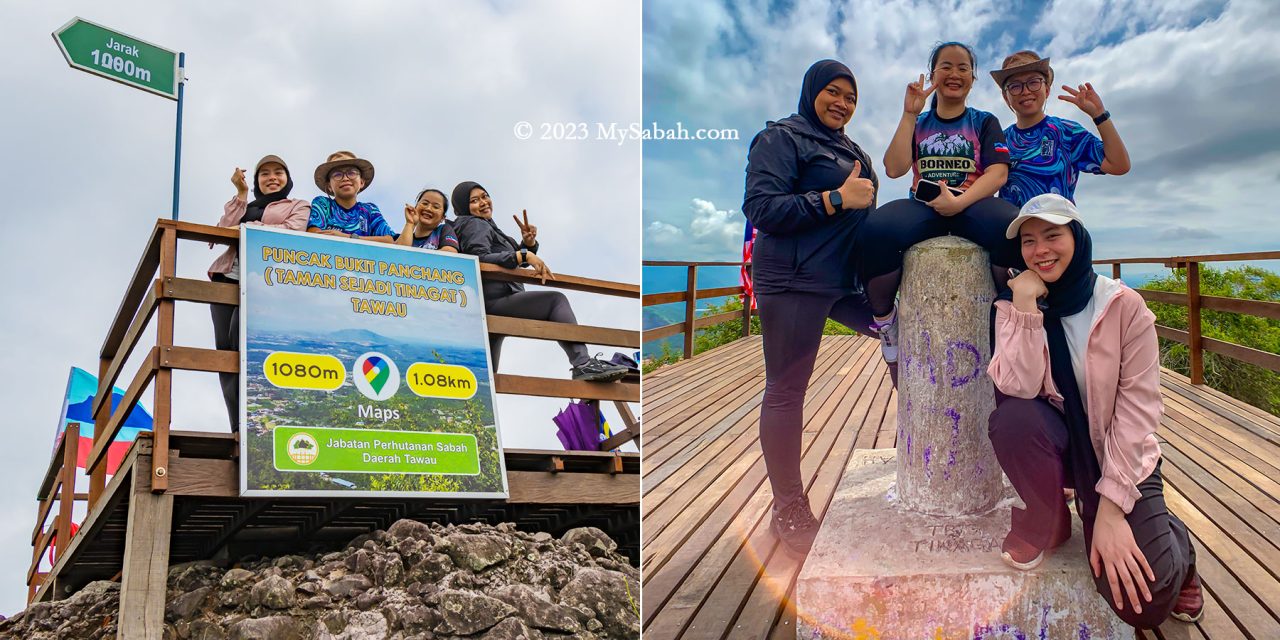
[895,236,1001,515]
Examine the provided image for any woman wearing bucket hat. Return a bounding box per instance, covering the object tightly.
[208,154,311,432]
[741,59,881,556]
[858,42,1022,370]
[988,193,1203,626]
[990,51,1130,207]
[307,150,406,243]
[451,181,629,383]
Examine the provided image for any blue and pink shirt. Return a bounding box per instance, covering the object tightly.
[308,196,397,238]
[1000,115,1105,207]
[910,107,1009,196]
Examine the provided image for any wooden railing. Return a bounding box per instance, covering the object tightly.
[1096,251,1280,384]
[643,253,1280,387]
[642,261,753,358]
[29,219,640,600]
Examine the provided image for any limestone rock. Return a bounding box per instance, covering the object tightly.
[559,568,640,639]
[561,528,617,558]
[436,588,517,635]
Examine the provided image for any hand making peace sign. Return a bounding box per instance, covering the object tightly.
[904,73,938,116]
[512,209,538,247]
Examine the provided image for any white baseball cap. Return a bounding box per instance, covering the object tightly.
[1005,193,1083,239]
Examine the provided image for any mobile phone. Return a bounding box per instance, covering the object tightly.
[914,179,964,202]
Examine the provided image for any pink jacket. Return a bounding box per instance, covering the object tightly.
[987,282,1162,514]
[207,195,311,277]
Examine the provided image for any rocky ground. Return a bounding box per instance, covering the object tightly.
[0,520,639,639]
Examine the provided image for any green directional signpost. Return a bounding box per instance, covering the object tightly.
[53,17,186,219]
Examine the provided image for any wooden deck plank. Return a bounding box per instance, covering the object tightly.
[640,340,878,617]
[641,339,869,551]
[642,336,1278,640]
[643,346,887,636]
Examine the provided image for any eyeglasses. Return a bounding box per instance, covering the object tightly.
[469,194,491,205]
[328,167,361,181]
[1004,77,1045,96]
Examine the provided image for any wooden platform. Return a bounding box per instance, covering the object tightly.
[33,431,638,603]
[641,335,1280,640]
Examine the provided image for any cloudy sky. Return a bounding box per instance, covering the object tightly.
[0,0,638,615]
[643,0,1280,274]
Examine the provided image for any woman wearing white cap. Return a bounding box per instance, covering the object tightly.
[988,193,1202,626]
[208,155,311,432]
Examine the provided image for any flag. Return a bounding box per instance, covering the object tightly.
[56,367,154,475]
[741,220,757,310]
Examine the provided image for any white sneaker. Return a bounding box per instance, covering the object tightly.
[872,309,898,364]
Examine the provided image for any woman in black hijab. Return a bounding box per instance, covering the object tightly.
[451,181,629,382]
[742,59,881,555]
[207,155,311,432]
[988,194,1201,626]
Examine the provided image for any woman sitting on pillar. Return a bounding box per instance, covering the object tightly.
[859,41,1022,367]
[988,194,1202,626]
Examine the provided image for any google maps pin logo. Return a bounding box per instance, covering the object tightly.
[353,352,399,401]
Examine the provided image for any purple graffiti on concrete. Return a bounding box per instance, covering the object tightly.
[1077,622,1092,640]
[947,340,982,388]
[946,407,961,436]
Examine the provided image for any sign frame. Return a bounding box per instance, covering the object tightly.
[52,16,180,100]
[238,226,509,499]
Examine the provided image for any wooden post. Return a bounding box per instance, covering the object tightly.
[1188,261,1204,384]
[152,228,177,493]
[683,265,698,359]
[89,358,109,507]
[118,458,174,640]
[1111,263,1121,280]
[741,263,752,338]
[56,424,79,563]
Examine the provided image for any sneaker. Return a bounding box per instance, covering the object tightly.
[572,355,629,383]
[770,497,820,556]
[1171,569,1204,623]
[871,308,899,364]
[1000,531,1046,570]
[1000,524,1070,571]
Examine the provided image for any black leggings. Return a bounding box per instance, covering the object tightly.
[858,196,1021,316]
[757,290,880,509]
[486,290,590,369]
[989,396,1195,629]
[210,302,239,433]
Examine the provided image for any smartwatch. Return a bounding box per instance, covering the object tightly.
[1092,110,1111,126]
[520,249,528,265]
[828,190,844,211]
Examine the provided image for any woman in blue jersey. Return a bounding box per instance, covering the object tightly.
[990,51,1130,207]
[858,42,1022,365]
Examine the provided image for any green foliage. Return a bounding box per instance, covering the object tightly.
[1143,266,1280,415]
[643,295,860,372]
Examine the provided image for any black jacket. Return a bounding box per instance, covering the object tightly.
[743,114,878,295]
[452,214,538,299]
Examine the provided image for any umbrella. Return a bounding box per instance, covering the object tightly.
[554,401,601,451]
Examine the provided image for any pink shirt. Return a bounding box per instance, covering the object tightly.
[988,283,1163,513]
[207,195,311,277]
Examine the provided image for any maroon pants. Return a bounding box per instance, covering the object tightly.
[988,395,1195,628]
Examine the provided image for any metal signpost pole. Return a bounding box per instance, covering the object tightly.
[172,53,185,220]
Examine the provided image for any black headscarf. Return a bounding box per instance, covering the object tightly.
[452,180,520,251]
[996,219,1102,518]
[797,59,857,144]
[243,165,294,224]
[452,181,485,218]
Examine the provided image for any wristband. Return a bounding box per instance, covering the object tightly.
[1092,110,1111,126]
